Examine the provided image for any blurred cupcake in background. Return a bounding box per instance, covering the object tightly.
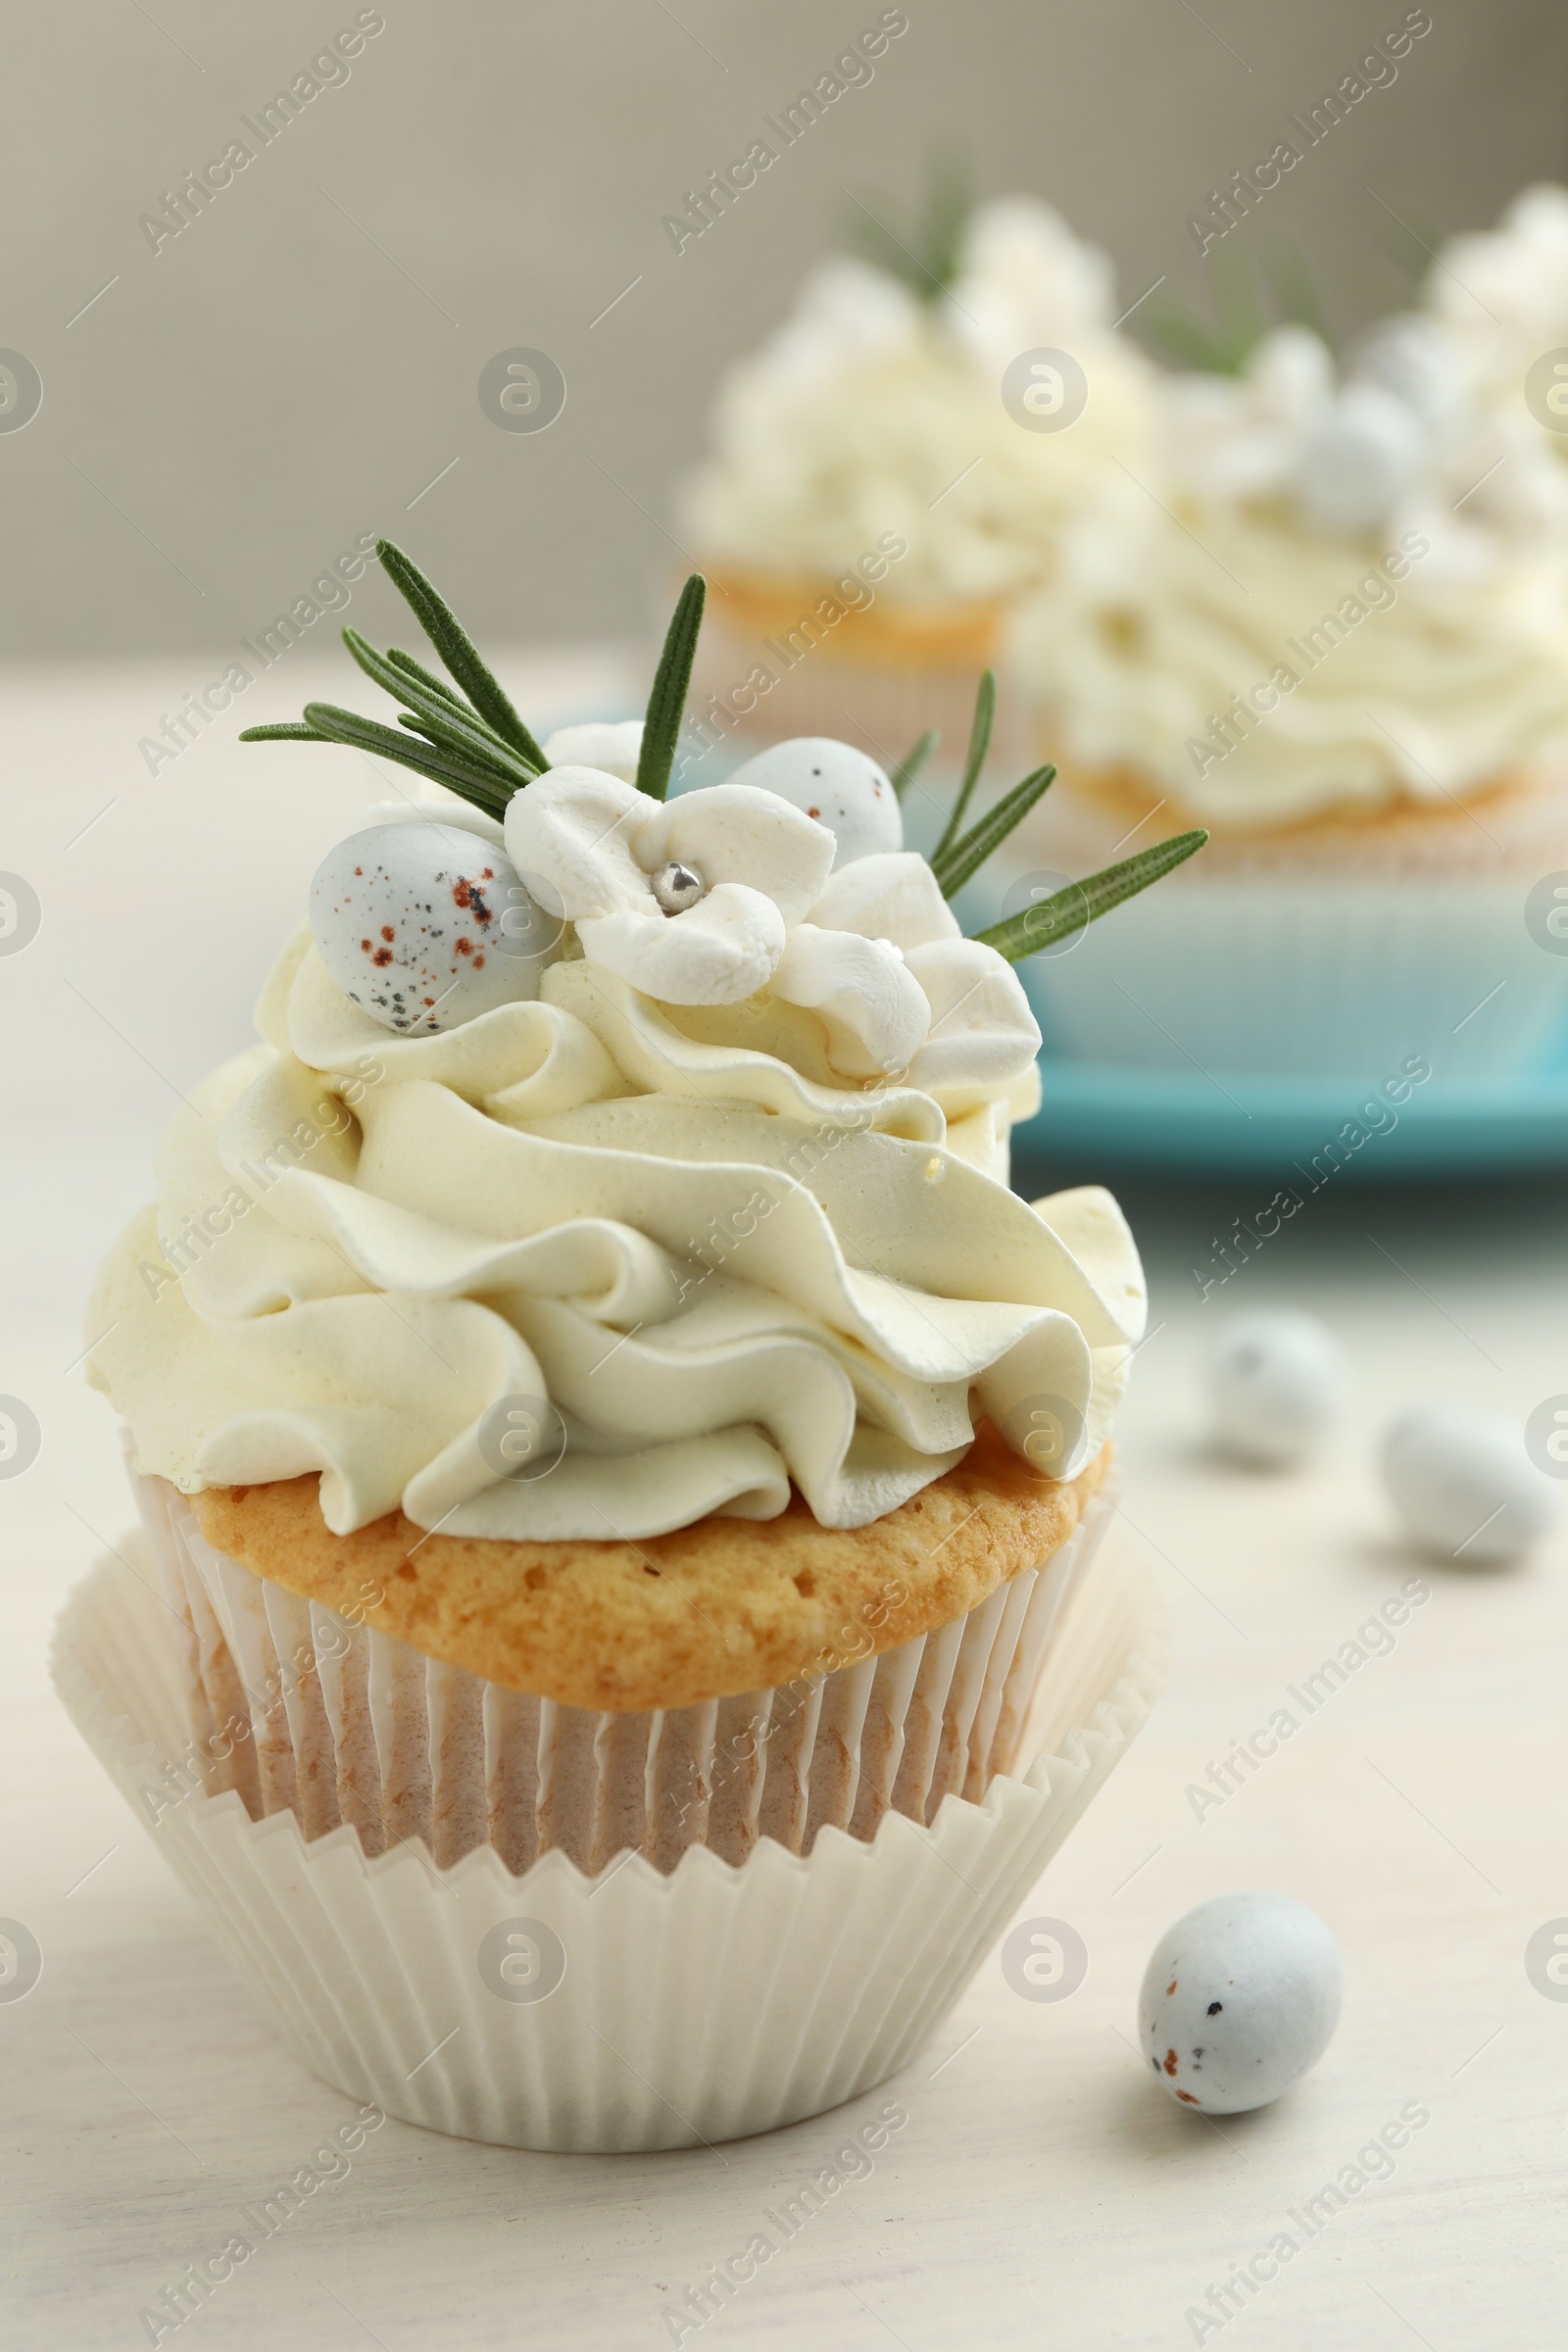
[1005,287,1568,1081]
[1421,182,1568,427]
[680,167,1153,772]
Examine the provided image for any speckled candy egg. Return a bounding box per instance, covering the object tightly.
[310,823,561,1034]
[726,737,902,866]
[1206,1308,1348,1466]
[1140,1892,1342,2116]
[1381,1404,1555,1563]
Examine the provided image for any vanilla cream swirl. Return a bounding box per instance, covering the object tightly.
[1012,499,1568,827]
[88,825,1145,1543]
[1012,324,1568,825]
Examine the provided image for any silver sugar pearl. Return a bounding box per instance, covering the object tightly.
[651,859,707,915]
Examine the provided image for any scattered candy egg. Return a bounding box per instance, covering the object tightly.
[1380,1403,1554,1563]
[541,719,643,783]
[310,823,561,1034]
[1140,1891,1342,2116]
[1205,1308,1348,1466]
[725,738,902,867]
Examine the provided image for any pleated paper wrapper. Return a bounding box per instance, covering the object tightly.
[52,1480,1163,2153]
[685,580,1035,778]
[1000,769,1568,1083]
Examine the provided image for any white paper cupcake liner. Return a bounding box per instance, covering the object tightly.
[997,778,1568,1081]
[52,1509,1161,2152]
[688,600,1033,777]
[126,1471,1111,1876]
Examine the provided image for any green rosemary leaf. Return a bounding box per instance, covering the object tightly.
[636,572,706,801]
[384,647,472,716]
[889,728,938,800]
[398,714,466,750]
[376,538,548,771]
[1139,238,1333,375]
[932,671,995,862]
[841,196,928,297]
[238,722,331,743]
[1212,239,1268,368]
[843,146,972,305]
[1261,235,1330,346]
[923,144,973,297]
[931,761,1056,899]
[970,830,1209,960]
[393,713,520,802]
[342,626,535,789]
[1136,303,1238,373]
[301,702,511,816]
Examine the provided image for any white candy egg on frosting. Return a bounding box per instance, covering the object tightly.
[1380,1403,1555,1563]
[1294,383,1423,534]
[1140,1891,1342,2115]
[541,719,643,783]
[310,823,561,1034]
[725,737,902,866]
[1205,1308,1348,1466]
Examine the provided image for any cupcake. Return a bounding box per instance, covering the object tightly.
[680,183,1152,772]
[58,550,1194,2152]
[1423,181,1568,423]
[1006,314,1568,1080]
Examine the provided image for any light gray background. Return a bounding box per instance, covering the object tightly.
[1,0,1564,661]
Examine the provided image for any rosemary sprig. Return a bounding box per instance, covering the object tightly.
[1261,237,1331,349]
[931,669,996,865]
[375,539,548,769]
[971,831,1209,962]
[934,763,1057,900]
[341,625,538,789]
[844,146,973,305]
[384,646,479,715]
[636,572,706,801]
[236,544,1208,952]
[300,702,513,813]
[241,540,548,814]
[1139,236,1331,374]
[240,551,710,817]
[889,728,938,800]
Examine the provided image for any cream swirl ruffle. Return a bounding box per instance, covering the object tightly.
[87,918,1144,1543]
[1012,497,1568,824]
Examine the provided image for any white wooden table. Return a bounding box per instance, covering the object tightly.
[4,657,1566,2350]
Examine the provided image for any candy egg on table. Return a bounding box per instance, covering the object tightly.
[1380,1404,1555,1563]
[310,822,562,1034]
[725,737,902,866]
[1204,1307,1348,1466]
[1140,1892,1342,2116]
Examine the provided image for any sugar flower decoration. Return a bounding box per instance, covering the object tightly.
[247,546,1205,1082]
[506,772,1040,1086]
